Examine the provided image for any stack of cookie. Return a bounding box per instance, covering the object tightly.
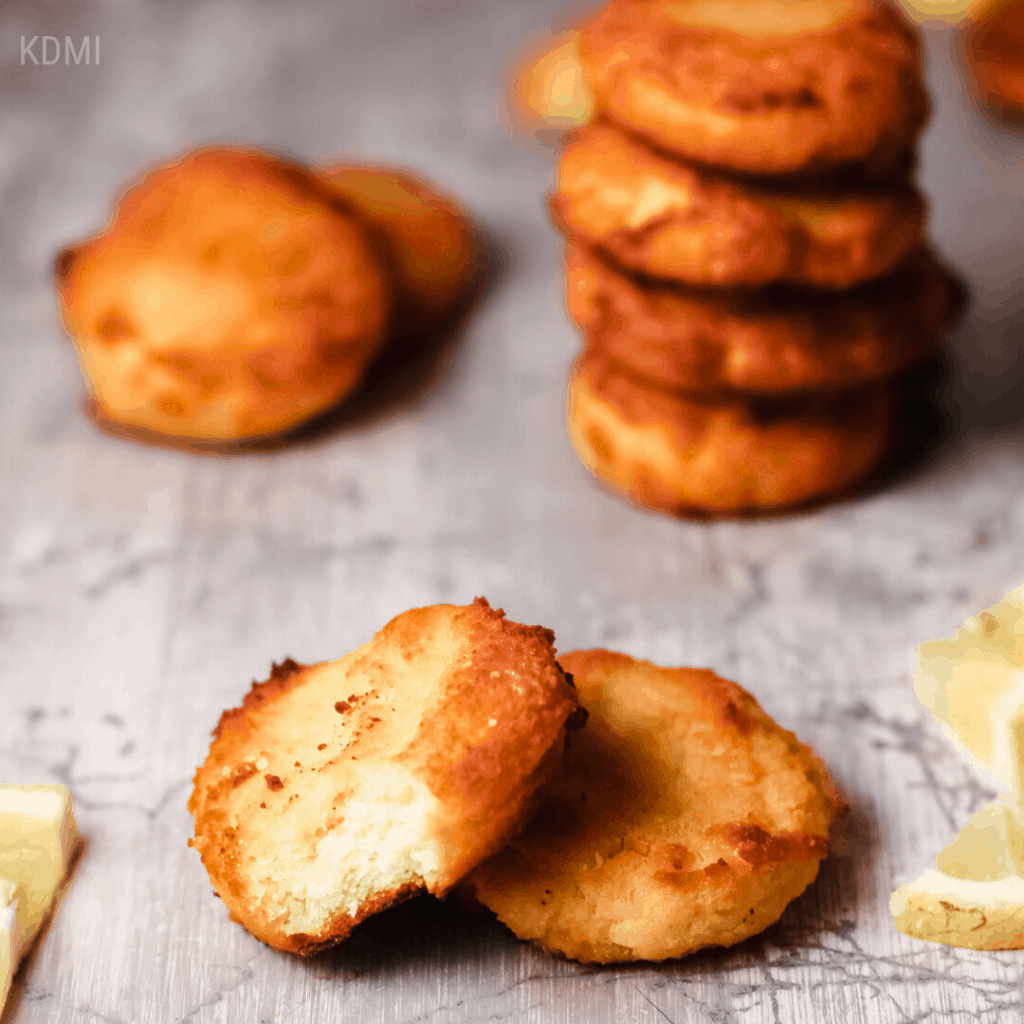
[555,0,963,518]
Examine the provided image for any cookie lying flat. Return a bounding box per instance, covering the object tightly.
[567,352,894,518]
[553,123,926,289]
[579,0,928,175]
[317,164,482,336]
[56,147,391,443]
[465,650,843,963]
[566,244,962,395]
[188,598,582,955]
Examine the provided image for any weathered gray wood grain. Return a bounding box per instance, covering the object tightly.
[2,1,1024,1021]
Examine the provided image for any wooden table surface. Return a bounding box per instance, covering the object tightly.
[2,2,1024,1021]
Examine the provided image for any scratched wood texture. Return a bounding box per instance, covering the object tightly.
[2,1,1024,1021]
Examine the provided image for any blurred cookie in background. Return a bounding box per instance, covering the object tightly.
[317,164,484,340]
[56,147,392,445]
[553,122,927,290]
[566,351,897,518]
[497,17,595,150]
[964,0,1024,122]
[566,244,964,395]
[56,149,486,450]
[577,0,930,176]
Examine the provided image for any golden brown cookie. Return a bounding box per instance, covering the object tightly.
[578,0,929,175]
[567,352,895,517]
[55,147,391,443]
[553,123,926,289]
[317,163,482,336]
[964,0,1024,123]
[188,598,583,955]
[465,649,843,963]
[501,28,595,140]
[566,244,963,395]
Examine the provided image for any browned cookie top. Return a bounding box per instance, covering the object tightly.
[553,122,926,289]
[56,147,392,442]
[189,598,581,955]
[579,0,929,175]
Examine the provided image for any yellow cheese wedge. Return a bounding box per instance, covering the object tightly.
[0,876,26,1014]
[892,798,1024,948]
[0,785,78,950]
[915,586,1024,794]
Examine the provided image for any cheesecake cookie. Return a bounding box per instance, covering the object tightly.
[567,351,895,517]
[317,164,482,336]
[553,122,926,289]
[578,0,929,175]
[465,649,843,962]
[189,599,583,955]
[56,147,391,443]
[565,244,962,395]
[964,0,1024,123]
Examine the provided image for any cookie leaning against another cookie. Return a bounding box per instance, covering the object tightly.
[464,650,844,963]
[567,351,895,518]
[188,598,583,955]
[553,122,926,290]
[566,244,963,395]
[579,0,929,175]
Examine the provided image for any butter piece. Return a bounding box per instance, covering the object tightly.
[935,798,1024,882]
[915,587,1024,793]
[0,876,26,1015]
[0,785,78,950]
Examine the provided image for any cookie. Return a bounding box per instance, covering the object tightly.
[553,122,926,289]
[502,28,594,139]
[578,0,929,175]
[567,351,895,517]
[55,147,391,443]
[188,598,583,955]
[317,164,483,336]
[566,244,963,395]
[964,0,1024,123]
[465,649,843,963]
